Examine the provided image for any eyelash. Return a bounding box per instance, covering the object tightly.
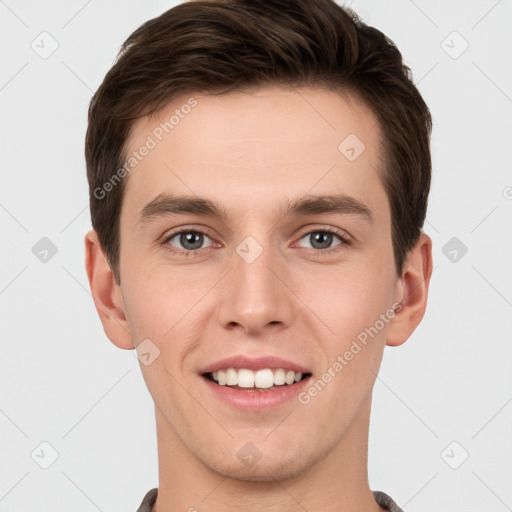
[162,226,351,258]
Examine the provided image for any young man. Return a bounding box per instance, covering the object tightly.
[84,1,433,510]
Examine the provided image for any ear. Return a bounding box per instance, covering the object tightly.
[84,229,134,350]
[386,232,433,347]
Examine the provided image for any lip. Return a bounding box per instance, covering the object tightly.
[200,373,312,411]
[198,355,311,374]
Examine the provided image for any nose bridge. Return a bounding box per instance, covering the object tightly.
[218,232,294,334]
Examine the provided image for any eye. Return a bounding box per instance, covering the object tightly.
[162,226,350,257]
[296,228,350,251]
[164,229,214,253]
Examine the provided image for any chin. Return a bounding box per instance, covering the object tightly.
[210,458,307,482]
[202,443,316,483]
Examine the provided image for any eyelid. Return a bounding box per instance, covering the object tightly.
[295,225,352,243]
[162,225,218,254]
[162,224,215,241]
[292,226,352,255]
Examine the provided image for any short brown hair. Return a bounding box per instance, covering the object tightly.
[85,0,432,283]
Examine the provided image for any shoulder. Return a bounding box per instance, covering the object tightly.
[136,487,158,512]
[373,490,405,512]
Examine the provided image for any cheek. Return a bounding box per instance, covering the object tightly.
[119,244,201,335]
[296,263,394,407]
[120,263,216,383]
[121,269,203,400]
[121,274,169,340]
[300,277,389,417]
[298,263,393,339]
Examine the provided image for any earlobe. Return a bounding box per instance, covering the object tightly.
[84,229,135,350]
[386,232,433,347]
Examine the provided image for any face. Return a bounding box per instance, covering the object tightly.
[115,86,403,480]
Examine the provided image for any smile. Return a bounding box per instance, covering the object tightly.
[205,368,311,391]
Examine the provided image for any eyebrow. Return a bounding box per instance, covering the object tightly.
[138,192,374,225]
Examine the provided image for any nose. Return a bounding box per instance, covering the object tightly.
[217,237,296,336]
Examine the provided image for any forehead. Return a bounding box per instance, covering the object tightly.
[121,85,387,225]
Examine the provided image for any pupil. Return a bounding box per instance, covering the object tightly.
[181,232,203,250]
[311,231,332,249]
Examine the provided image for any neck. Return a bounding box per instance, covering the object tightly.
[153,394,384,512]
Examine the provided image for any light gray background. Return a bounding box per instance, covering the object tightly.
[1,0,511,510]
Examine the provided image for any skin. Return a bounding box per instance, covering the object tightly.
[85,85,432,512]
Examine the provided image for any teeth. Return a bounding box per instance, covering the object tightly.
[274,368,286,385]
[238,369,254,388]
[255,369,274,388]
[225,368,238,386]
[209,368,307,389]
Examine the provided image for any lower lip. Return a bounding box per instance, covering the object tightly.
[201,375,312,411]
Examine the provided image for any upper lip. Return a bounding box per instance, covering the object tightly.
[199,355,311,375]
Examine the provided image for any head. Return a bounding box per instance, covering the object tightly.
[85,0,432,483]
